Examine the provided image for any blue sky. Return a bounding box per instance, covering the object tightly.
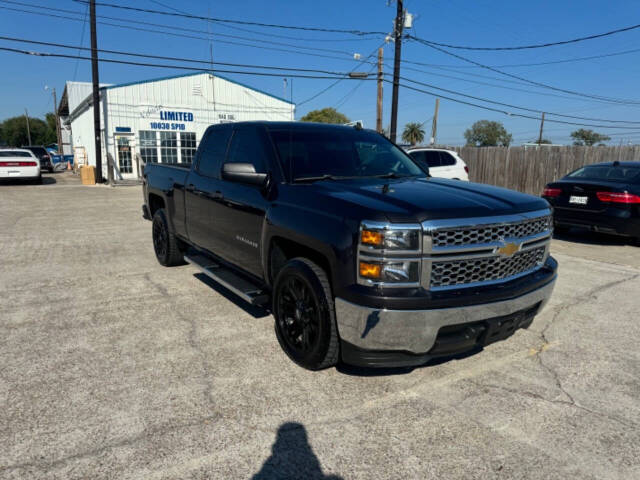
[1,0,640,145]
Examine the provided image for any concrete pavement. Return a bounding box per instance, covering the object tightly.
[1,173,639,479]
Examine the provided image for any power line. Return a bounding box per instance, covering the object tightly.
[6,31,640,126]
[394,73,640,124]
[0,45,378,82]
[384,79,640,129]
[0,35,355,76]
[0,3,381,67]
[412,47,640,69]
[147,0,370,43]
[408,36,640,105]
[297,43,384,106]
[407,23,640,51]
[73,0,386,36]
[0,1,360,58]
[71,1,89,81]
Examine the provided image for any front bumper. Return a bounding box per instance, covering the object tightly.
[336,275,556,367]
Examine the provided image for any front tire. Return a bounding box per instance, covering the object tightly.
[152,208,185,266]
[273,258,339,370]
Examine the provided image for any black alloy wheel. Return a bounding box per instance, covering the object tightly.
[151,208,185,267]
[277,276,320,355]
[273,258,339,370]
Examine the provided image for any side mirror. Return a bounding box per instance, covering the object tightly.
[222,162,267,186]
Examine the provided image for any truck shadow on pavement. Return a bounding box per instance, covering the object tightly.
[193,273,270,319]
[336,346,484,377]
[252,422,343,480]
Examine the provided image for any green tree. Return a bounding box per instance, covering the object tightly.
[0,115,56,147]
[570,129,611,146]
[464,120,512,147]
[401,122,425,146]
[300,107,350,124]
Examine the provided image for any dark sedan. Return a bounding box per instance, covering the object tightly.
[21,145,53,172]
[542,161,640,242]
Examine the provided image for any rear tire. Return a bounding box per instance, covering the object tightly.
[273,258,339,370]
[152,208,185,267]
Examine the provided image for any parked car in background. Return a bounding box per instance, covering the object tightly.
[542,161,640,243]
[21,145,53,172]
[0,148,41,183]
[405,147,469,181]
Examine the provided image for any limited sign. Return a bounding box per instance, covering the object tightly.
[150,110,195,131]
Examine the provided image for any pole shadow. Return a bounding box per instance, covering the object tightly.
[252,422,343,480]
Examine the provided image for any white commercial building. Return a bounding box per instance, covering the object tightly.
[58,71,294,180]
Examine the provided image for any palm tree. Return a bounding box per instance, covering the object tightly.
[402,122,425,146]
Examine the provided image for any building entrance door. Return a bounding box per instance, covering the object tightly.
[115,134,138,179]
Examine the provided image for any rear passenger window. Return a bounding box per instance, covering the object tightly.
[423,151,442,167]
[197,126,232,178]
[439,152,456,166]
[227,128,269,173]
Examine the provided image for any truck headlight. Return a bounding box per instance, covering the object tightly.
[359,260,420,283]
[360,223,421,252]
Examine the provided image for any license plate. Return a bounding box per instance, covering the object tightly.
[569,195,588,205]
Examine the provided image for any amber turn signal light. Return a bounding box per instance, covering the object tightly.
[361,229,383,246]
[359,261,382,279]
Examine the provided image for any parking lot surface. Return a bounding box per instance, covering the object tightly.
[1,173,639,479]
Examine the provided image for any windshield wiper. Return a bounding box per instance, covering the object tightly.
[372,172,410,179]
[294,174,345,183]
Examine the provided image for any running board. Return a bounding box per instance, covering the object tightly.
[184,253,270,306]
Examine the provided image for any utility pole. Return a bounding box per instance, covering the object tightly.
[430,98,440,145]
[48,87,63,154]
[537,112,545,145]
[376,47,384,133]
[389,0,403,143]
[90,0,104,183]
[24,108,31,145]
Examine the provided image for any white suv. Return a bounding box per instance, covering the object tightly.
[406,148,469,181]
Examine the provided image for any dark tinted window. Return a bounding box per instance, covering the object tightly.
[0,151,32,157]
[197,125,232,178]
[566,165,640,183]
[227,128,269,173]
[270,128,423,180]
[439,152,456,166]
[23,146,48,157]
[410,151,441,167]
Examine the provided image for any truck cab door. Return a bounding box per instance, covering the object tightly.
[184,124,232,254]
[215,126,275,278]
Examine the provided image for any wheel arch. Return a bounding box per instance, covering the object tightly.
[268,236,333,290]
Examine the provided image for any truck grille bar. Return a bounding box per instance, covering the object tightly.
[422,209,552,290]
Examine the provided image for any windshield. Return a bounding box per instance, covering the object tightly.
[0,151,32,157]
[566,165,640,183]
[269,128,425,181]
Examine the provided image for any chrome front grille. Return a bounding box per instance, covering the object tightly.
[431,246,546,288]
[432,216,552,248]
[422,209,552,290]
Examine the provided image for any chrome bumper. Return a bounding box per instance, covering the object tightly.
[335,277,556,354]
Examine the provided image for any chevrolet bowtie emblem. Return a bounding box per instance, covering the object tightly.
[496,242,520,257]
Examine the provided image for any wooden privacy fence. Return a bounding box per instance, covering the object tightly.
[443,145,640,195]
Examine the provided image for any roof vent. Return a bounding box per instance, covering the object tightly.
[192,83,202,96]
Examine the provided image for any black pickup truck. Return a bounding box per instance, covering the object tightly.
[143,121,557,370]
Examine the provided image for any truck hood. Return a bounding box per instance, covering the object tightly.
[311,177,548,222]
